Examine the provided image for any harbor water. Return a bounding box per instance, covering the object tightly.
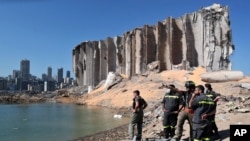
[0,103,129,141]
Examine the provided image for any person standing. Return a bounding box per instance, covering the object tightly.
[204,83,221,140]
[189,85,216,141]
[162,84,183,140]
[169,81,196,141]
[128,90,148,140]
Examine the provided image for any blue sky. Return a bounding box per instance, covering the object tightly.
[0,0,249,78]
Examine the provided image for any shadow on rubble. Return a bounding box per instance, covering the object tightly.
[217,129,230,140]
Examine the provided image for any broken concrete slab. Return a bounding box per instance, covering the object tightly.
[200,71,244,83]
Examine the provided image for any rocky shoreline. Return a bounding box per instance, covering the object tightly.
[71,124,129,141]
[0,93,49,104]
[0,90,78,104]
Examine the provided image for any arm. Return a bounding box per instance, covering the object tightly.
[143,100,148,109]
[133,100,139,113]
[176,104,184,113]
[172,95,184,114]
[162,98,166,112]
[201,109,216,120]
[162,83,184,94]
[214,93,221,102]
[189,93,196,108]
[214,96,220,102]
[179,94,184,112]
[176,95,184,113]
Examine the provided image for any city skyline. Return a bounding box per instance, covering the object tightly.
[0,1,250,77]
[0,58,72,80]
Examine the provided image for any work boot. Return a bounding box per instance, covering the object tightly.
[136,136,141,140]
[170,128,175,138]
[164,128,170,139]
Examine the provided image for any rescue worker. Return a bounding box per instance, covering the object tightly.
[128,90,148,140]
[169,81,196,141]
[204,83,221,140]
[189,85,216,141]
[162,84,183,139]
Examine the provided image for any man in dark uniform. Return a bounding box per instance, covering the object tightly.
[128,90,148,140]
[169,81,195,141]
[162,84,183,139]
[204,83,221,140]
[189,85,216,141]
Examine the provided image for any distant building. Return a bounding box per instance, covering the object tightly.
[20,59,30,90]
[57,68,63,83]
[64,70,72,85]
[0,77,7,90]
[12,70,21,79]
[27,80,43,93]
[44,81,56,92]
[15,78,22,90]
[47,66,52,80]
[66,70,70,78]
[20,59,30,81]
[42,73,47,81]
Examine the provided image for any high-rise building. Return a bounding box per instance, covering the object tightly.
[47,67,52,80]
[57,68,63,83]
[42,73,47,81]
[12,70,21,79]
[66,70,70,78]
[20,59,30,81]
[0,77,7,90]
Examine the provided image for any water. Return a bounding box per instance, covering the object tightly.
[0,103,129,141]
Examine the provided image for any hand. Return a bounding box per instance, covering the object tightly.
[192,93,198,97]
[201,114,207,120]
[162,108,167,112]
[172,111,179,114]
[214,96,220,102]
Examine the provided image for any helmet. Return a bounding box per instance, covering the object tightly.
[185,81,195,89]
[204,83,212,88]
[204,83,212,90]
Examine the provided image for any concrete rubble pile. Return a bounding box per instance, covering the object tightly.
[72,3,234,90]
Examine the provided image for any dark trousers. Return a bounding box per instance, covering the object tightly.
[211,118,218,134]
[128,111,143,138]
[193,122,212,141]
[163,112,178,138]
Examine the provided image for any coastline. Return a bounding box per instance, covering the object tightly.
[70,123,129,141]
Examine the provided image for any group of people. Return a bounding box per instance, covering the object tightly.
[128,81,221,141]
